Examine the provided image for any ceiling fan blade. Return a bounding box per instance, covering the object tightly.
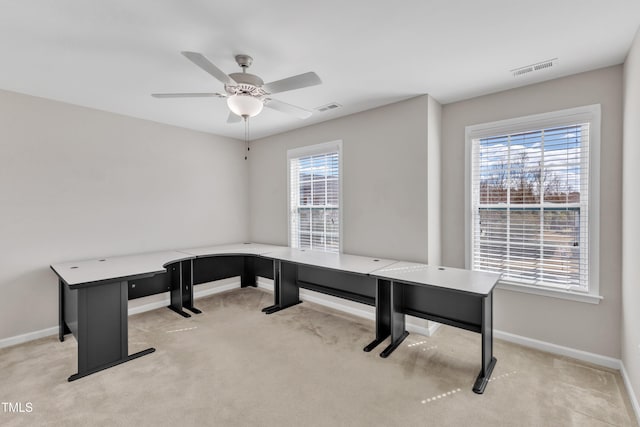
[227,112,242,123]
[181,51,236,85]
[151,92,225,98]
[265,98,312,119]
[263,72,321,94]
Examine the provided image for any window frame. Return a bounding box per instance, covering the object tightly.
[287,140,343,253]
[465,105,602,304]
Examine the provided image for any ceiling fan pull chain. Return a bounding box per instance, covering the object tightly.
[244,118,249,160]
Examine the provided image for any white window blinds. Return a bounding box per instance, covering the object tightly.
[289,147,340,253]
[471,123,590,291]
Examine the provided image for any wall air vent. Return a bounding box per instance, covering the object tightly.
[316,102,342,112]
[511,58,558,77]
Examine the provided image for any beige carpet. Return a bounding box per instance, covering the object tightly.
[0,287,636,426]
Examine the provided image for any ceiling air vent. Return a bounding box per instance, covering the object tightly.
[511,58,557,77]
[316,102,342,112]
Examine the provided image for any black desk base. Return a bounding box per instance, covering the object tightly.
[59,279,155,382]
[168,260,201,318]
[474,356,497,394]
[380,280,496,394]
[262,265,497,394]
[58,253,496,392]
[173,255,274,315]
[363,279,393,352]
[263,259,387,352]
[58,253,276,381]
[67,348,156,382]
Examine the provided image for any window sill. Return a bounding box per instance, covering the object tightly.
[496,281,603,304]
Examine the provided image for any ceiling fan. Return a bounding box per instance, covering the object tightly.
[152,51,322,123]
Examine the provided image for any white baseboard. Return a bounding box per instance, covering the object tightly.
[127,297,171,316]
[0,326,59,350]
[426,322,442,336]
[494,329,621,370]
[404,318,440,337]
[256,278,274,291]
[195,282,241,298]
[621,362,640,424]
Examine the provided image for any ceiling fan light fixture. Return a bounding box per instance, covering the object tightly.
[227,94,263,118]
[155,51,321,122]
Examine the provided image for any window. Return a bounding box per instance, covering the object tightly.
[466,105,600,301]
[288,141,342,253]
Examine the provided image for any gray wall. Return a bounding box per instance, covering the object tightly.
[622,28,640,405]
[441,66,623,358]
[0,89,249,341]
[1,63,628,364]
[249,95,439,263]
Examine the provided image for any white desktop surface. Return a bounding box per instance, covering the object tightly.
[262,248,398,275]
[51,250,191,286]
[179,242,288,257]
[371,262,501,296]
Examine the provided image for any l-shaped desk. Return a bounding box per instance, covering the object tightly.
[51,243,500,394]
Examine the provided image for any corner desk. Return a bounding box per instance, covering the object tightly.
[51,243,285,382]
[51,243,500,393]
[51,250,191,381]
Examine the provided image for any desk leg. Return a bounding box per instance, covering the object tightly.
[69,281,155,381]
[168,263,191,318]
[58,279,71,342]
[241,256,256,287]
[473,292,497,394]
[364,279,391,352]
[183,260,201,314]
[263,260,302,314]
[262,259,280,313]
[380,281,409,358]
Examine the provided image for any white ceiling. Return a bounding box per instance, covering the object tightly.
[1,1,639,140]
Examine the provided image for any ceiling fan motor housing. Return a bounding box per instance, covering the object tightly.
[235,54,253,69]
[226,73,267,97]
